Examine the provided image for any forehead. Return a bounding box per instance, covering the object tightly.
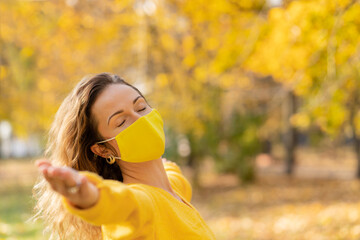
[91,84,141,119]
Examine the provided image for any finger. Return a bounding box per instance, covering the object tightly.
[55,167,80,187]
[38,166,71,198]
[42,167,66,187]
[43,167,77,196]
[41,165,88,202]
[40,166,53,182]
[59,173,88,200]
[37,162,52,172]
[42,169,63,193]
[46,167,75,186]
[42,168,52,183]
[42,167,62,190]
[35,159,51,167]
[50,167,84,194]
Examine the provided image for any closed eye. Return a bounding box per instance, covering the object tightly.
[117,120,125,127]
[117,107,147,127]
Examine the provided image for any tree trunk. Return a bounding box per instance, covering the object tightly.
[349,104,360,179]
[353,135,360,178]
[186,133,201,189]
[187,152,200,189]
[261,139,272,154]
[283,91,297,175]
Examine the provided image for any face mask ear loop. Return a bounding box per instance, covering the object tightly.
[95,137,120,164]
[96,136,116,145]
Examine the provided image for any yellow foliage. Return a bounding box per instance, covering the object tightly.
[58,12,76,31]
[182,53,197,68]
[204,37,219,51]
[294,74,312,95]
[38,78,52,92]
[0,66,8,79]
[291,113,311,129]
[219,74,235,89]
[20,47,34,59]
[2,0,360,139]
[0,24,15,42]
[82,15,95,28]
[344,78,355,90]
[160,34,176,51]
[155,73,168,88]
[182,35,195,53]
[321,103,347,136]
[354,112,360,136]
[268,8,285,22]
[194,67,207,83]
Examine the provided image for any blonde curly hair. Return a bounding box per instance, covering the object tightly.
[31,73,148,240]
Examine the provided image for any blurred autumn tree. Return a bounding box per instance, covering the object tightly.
[0,0,141,135]
[146,0,269,184]
[245,0,360,177]
[1,0,360,182]
[0,0,269,184]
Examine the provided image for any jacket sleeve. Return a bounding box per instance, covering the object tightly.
[163,161,192,202]
[61,171,154,227]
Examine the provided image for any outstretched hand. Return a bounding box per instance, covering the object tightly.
[35,159,99,209]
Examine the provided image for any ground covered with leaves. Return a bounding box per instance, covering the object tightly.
[192,172,360,240]
[1,156,360,240]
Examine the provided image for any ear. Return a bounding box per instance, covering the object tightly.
[90,144,111,159]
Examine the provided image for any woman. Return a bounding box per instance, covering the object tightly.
[32,73,216,240]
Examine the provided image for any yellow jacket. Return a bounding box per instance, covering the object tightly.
[62,162,216,240]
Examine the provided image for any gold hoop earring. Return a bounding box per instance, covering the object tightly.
[106,155,116,164]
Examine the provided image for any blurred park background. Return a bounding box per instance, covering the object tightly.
[1,0,360,239]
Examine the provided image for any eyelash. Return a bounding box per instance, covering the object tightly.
[117,107,147,127]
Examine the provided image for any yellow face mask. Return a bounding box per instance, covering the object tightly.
[96,108,165,163]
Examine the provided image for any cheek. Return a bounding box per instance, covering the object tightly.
[109,141,121,156]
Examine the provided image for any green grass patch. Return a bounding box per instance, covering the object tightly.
[0,185,46,240]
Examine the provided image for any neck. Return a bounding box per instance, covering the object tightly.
[117,158,174,193]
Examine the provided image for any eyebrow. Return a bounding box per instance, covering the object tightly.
[107,96,143,125]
